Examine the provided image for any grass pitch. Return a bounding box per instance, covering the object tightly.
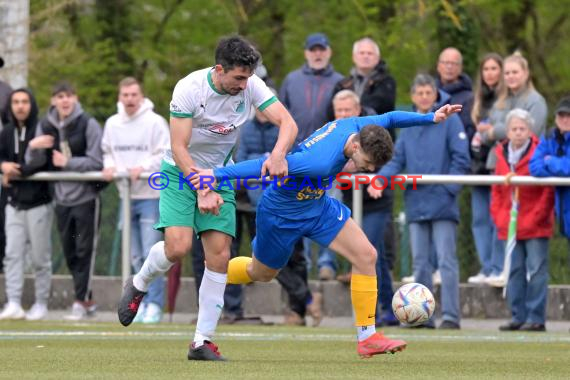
[0,321,569,380]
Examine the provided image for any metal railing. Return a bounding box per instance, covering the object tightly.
[7,171,570,284]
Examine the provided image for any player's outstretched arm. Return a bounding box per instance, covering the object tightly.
[433,104,463,123]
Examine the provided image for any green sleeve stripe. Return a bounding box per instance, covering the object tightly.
[258,96,278,111]
[170,111,193,118]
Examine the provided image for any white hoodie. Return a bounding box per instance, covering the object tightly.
[102,98,170,199]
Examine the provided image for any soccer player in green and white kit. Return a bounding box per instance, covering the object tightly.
[118,36,298,361]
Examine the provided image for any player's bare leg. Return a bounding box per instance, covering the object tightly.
[188,230,231,361]
[329,218,407,358]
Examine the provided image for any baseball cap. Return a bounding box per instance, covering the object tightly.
[305,33,330,50]
[555,96,570,114]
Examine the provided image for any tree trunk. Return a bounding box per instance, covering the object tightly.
[0,0,29,88]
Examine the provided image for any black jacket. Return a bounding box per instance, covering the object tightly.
[328,60,397,121]
[0,89,51,209]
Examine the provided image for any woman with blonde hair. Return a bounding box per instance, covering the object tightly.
[468,53,505,285]
[482,52,548,169]
[479,52,548,286]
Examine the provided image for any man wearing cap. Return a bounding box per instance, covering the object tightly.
[279,33,343,144]
[530,96,570,245]
[27,81,104,321]
[279,33,343,280]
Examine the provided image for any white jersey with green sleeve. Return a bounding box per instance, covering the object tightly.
[165,67,278,169]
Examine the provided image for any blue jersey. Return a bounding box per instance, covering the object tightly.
[214,111,435,218]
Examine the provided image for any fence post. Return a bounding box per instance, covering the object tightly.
[396,211,410,278]
[352,185,363,227]
[121,177,132,285]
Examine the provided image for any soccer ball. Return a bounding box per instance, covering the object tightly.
[392,283,435,326]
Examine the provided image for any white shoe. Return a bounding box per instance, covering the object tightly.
[0,302,26,320]
[401,275,415,283]
[468,273,489,284]
[63,301,96,321]
[142,302,163,324]
[25,303,48,321]
[486,274,507,288]
[432,270,442,286]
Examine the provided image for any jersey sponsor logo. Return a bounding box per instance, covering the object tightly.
[207,123,238,135]
[337,209,343,221]
[295,185,325,201]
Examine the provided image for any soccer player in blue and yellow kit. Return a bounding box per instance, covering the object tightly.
[192,103,461,358]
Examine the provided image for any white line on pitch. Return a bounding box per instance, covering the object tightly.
[0,330,569,343]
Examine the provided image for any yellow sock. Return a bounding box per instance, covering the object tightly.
[351,273,377,326]
[227,256,253,284]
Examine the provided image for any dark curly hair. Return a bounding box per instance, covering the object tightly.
[357,125,394,170]
[215,36,261,72]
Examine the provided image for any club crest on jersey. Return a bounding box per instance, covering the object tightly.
[208,123,237,135]
[235,100,245,113]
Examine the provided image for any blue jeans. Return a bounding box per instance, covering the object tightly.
[121,199,165,308]
[506,238,549,325]
[471,187,504,276]
[409,220,460,325]
[361,210,394,323]
[471,186,494,275]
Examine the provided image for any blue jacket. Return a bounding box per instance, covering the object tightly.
[279,63,343,144]
[379,91,471,223]
[236,117,279,206]
[236,118,279,163]
[529,128,570,237]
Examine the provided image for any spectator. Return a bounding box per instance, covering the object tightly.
[329,38,398,281]
[279,32,343,279]
[235,108,322,326]
[436,47,475,140]
[101,77,169,323]
[330,89,398,327]
[530,96,570,246]
[328,37,396,121]
[279,32,343,144]
[468,53,505,284]
[0,88,53,321]
[483,52,548,171]
[28,81,104,320]
[0,57,12,127]
[492,109,554,332]
[0,56,13,273]
[479,52,547,287]
[371,74,470,329]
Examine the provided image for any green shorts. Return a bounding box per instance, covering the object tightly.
[154,161,236,238]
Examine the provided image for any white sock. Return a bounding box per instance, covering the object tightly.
[357,325,376,341]
[133,241,173,292]
[193,268,227,347]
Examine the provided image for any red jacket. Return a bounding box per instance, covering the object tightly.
[491,135,554,240]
